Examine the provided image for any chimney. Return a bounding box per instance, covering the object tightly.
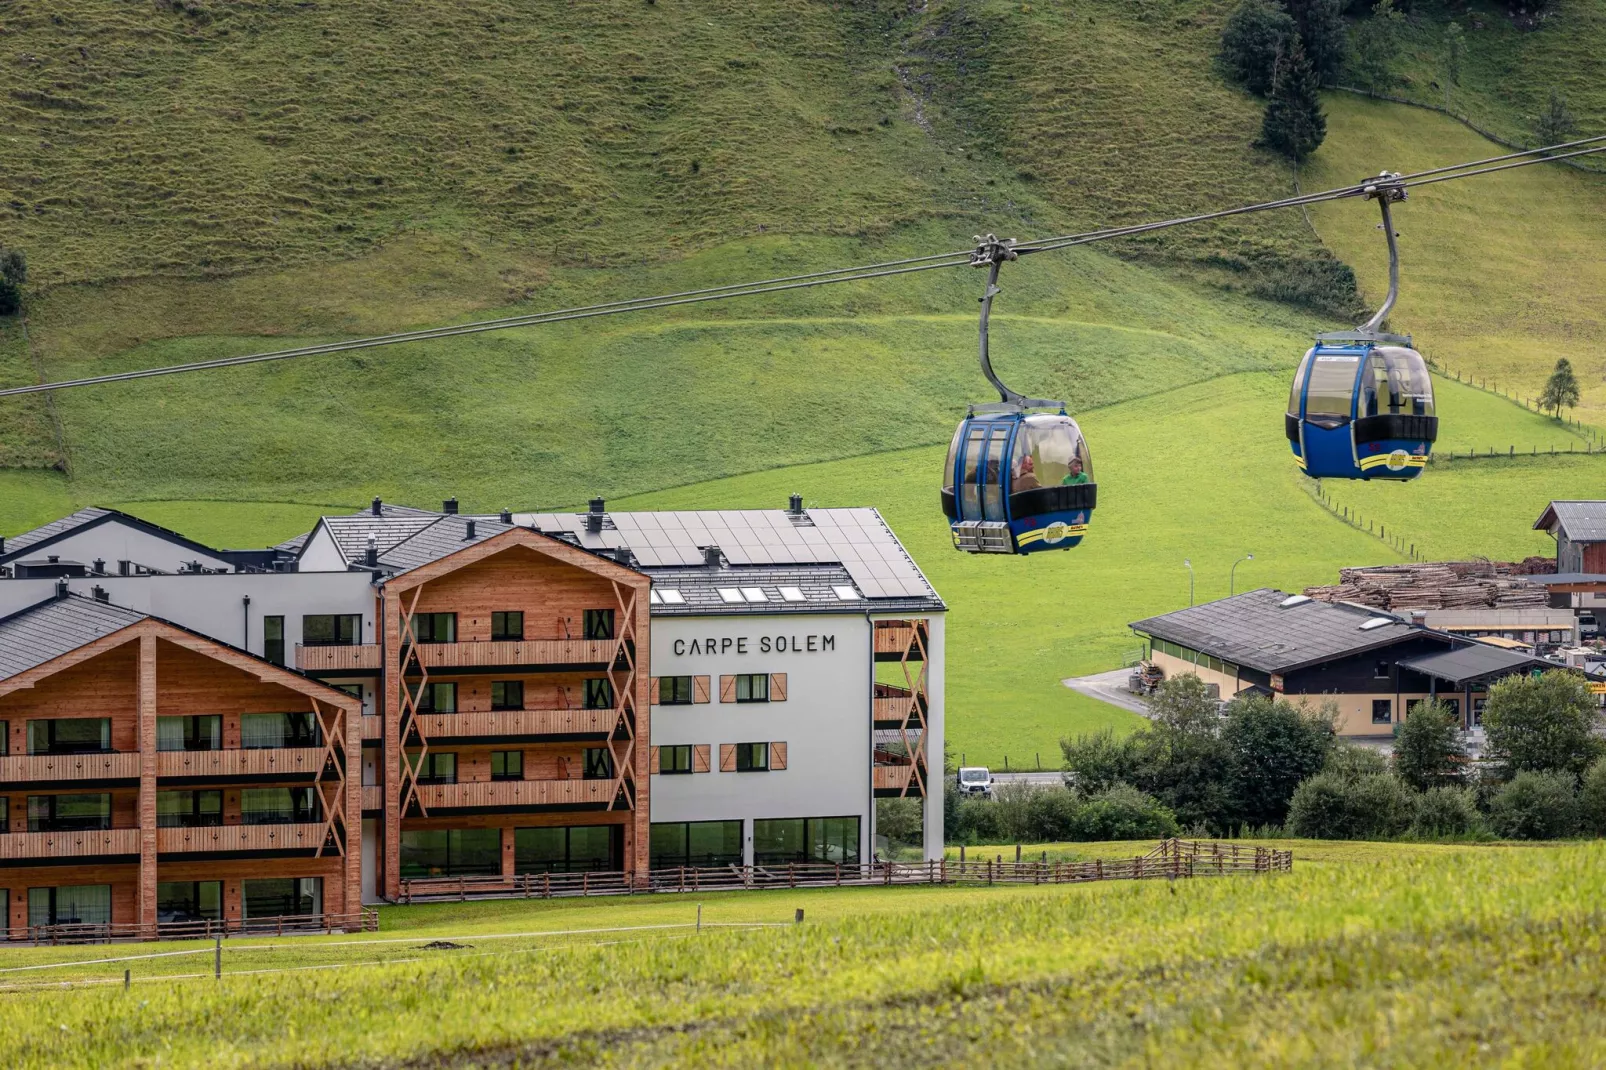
[465,519,477,540]
[364,534,378,567]
[55,580,69,598]
[92,558,105,574]
[47,555,59,564]
[443,497,459,515]
[371,496,382,516]
[91,585,109,603]
[614,545,633,567]
[118,560,130,576]
[499,508,512,524]
[586,496,605,533]
[788,493,804,515]
[1409,611,1427,626]
[0,535,5,554]
[703,546,722,568]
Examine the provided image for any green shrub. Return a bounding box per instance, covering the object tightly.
[1222,695,1334,829]
[1410,786,1484,838]
[1393,699,1468,791]
[1483,671,1602,779]
[0,247,25,317]
[1580,757,1606,836]
[1488,771,1580,840]
[1324,743,1389,781]
[1219,0,1297,96]
[1059,728,1143,795]
[1065,784,1180,841]
[1287,772,1414,839]
[1024,786,1082,842]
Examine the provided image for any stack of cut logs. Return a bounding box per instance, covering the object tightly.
[1304,558,1555,611]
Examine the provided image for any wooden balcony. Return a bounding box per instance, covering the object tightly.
[362,785,382,811]
[157,747,326,781]
[873,622,927,660]
[873,763,924,795]
[0,752,139,785]
[872,684,920,727]
[157,823,329,854]
[0,828,139,861]
[362,715,383,740]
[412,778,616,811]
[296,644,382,673]
[408,639,618,672]
[416,708,617,742]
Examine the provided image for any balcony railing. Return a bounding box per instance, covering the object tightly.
[0,828,140,861]
[362,785,382,811]
[872,763,919,793]
[156,747,326,780]
[409,639,618,671]
[0,752,139,784]
[412,778,616,810]
[415,708,617,741]
[872,685,920,726]
[295,644,382,673]
[873,622,927,658]
[157,823,329,854]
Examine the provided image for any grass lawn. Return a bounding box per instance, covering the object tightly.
[0,840,1601,1067]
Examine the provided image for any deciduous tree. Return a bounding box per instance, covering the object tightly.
[1220,0,1298,95]
[1393,699,1467,790]
[1538,356,1580,418]
[1483,670,1601,780]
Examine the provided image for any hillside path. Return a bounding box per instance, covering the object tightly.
[1062,668,1151,717]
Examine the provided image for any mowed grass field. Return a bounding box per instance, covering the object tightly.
[0,841,1602,1067]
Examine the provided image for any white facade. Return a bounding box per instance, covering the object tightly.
[0,515,236,575]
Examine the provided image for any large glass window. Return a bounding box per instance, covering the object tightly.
[583,678,613,710]
[263,616,285,666]
[239,787,319,825]
[28,885,111,927]
[1380,347,1434,417]
[1012,413,1092,490]
[981,425,1009,521]
[27,793,111,832]
[734,674,769,703]
[157,715,221,752]
[26,718,110,755]
[514,825,619,874]
[491,611,524,641]
[302,614,361,646]
[491,750,524,781]
[157,790,222,828]
[243,877,321,918]
[658,676,693,706]
[754,816,860,866]
[400,829,501,878]
[1287,353,1311,418]
[240,712,319,749]
[408,613,457,644]
[1372,699,1393,725]
[650,820,743,869]
[959,425,985,519]
[490,681,523,711]
[583,748,614,780]
[658,745,692,774]
[414,682,458,714]
[157,881,222,923]
[583,609,615,641]
[412,752,457,785]
[734,742,769,772]
[1305,352,1362,418]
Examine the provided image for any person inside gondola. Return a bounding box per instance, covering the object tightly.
[1014,454,1041,491]
[1062,455,1089,485]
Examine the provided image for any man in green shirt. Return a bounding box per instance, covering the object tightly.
[1062,455,1089,485]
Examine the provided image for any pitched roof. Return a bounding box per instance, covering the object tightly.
[1130,588,1426,674]
[0,594,147,677]
[376,515,517,571]
[1396,645,1555,686]
[644,562,938,615]
[0,506,241,567]
[1534,501,1606,541]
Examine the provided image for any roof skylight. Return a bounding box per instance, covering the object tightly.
[658,589,685,605]
[717,588,745,604]
[1279,595,1312,608]
[740,587,767,603]
[831,585,861,601]
[1358,617,1392,631]
[778,586,807,602]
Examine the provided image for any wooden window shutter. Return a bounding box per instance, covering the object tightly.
[719,744,736,772]
[693,676,711,703]
[768,741,787,770]
[769,673,787,702]
[693,744,711,773]
[719,675,736,703]
[649,677,660,701]
[649,747,661,774]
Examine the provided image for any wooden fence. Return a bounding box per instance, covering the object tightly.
[398,839,1291,903]
[5,909,380,945]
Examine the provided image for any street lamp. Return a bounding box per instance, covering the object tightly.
[1230,553,1255,596]
[1183,559,1195,607]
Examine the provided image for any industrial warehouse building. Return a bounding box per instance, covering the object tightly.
[1131,589,1566,737]
[0,498,943,936]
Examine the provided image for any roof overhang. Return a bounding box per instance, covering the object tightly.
[382,526,649,592]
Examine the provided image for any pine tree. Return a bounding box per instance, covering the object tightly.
[1539,357,1580,418]
[1281,0,1348,83]
[1261,35,1327,163]
[1534,89,1577,152]
[0,248,25,318]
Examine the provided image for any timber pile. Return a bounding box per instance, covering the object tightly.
[1303,560,1554,611]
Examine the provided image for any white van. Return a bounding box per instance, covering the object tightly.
[956,767,994,797]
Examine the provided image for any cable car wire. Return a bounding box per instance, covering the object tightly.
[3,137,1604,400]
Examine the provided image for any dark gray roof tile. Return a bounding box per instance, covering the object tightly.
[0,595,147,678]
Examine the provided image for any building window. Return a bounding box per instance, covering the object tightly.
[1374,660,1390,680]
[1372,699,1393,725]
[658,676,694,706]
[583,609,615,641]
[491,750,524,781]
[753,816,860,866]
[242,877,321,918]
[157,715,221,752]
[490,681,524,711]
[414,682,457,714]
[1442,698,1462,720]
[659,745,693,775]
[240,787,319,825]
[157,881,222,923]
[0,720,6,756]
[735,674,769,703]
[400,829,501,879]
[583,748,614,780]
[412,752,457,785]
[650,820,743,868]
[26,718,110,755]
[514,825,619,874]
[156,790,222,828]
[491,611,524,641]
[241,712,319,749]
[27,793,111,833]
[28,885,112,928]
[263,616,285,666]
[408,612,457,644]
[583,678,614,710]
[734,742,769,772]
[302,614,361,646]
[1472,697,1488,726]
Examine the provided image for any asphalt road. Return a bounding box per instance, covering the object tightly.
[1061,667,1152,716]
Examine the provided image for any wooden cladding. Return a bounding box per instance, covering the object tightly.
[0,828,140,861]
[769,674,787,701]
[693,744,711,773]
[411,639,616,670]
[769,741,788,770]
[157,822,329,854]
[410,778,615,810]
[873,620,928,659]
[0,751,139,783]
[295,644,382,672]
[414,708,616,741]
[719,675,736,703]
[155,747,325,779]
[362,785,382,811]
[693,676,711,703]
[873,764,915,792]
[718,743,735,772]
